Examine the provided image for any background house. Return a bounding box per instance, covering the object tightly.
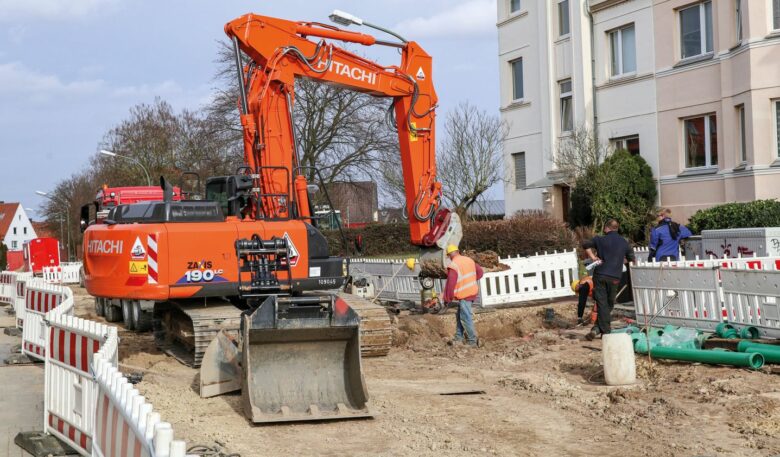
[498,0,780,222]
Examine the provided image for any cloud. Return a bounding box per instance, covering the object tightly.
[393,0,496,39]
[8,24,26,44]
[110,80,184,99]
[0,62,104,97]
[0,0,117,21]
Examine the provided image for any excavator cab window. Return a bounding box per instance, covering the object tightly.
[205,175,254,218]
[205,177,229,216]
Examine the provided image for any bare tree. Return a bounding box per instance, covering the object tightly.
[551,124,609,186]
[207,41,396,191]
[380,102,507,215]
[438,102,507,212]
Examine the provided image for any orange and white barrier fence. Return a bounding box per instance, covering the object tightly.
[45,315,118,455]
[43,262,82,285]
[22,278,73,360]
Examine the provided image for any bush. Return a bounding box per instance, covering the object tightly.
[0,242,6,271]
[324,211,577,257]
[591,150,656,242]
[687,199,780,233]
[568,167,597,228]
[461,211,576,256]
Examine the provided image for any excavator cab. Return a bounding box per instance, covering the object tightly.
[205,175,254,218]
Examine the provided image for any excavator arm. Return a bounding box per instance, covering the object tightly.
[224,13,454,246]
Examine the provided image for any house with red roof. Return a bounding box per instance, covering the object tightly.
[0,202,37,251]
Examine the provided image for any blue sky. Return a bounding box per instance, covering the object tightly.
[0,0,499,213]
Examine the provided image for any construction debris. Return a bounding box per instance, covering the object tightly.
[420,250,510,278]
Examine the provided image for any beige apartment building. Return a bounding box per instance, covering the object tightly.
[499,0,780,222]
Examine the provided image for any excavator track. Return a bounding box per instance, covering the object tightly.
[337,292,393,358]
[155,293,392,368]
[154,300,242,368]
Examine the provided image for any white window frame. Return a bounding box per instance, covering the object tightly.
[513,152,526,189]
[510,0,521,15]
[510,57,524,102]
[774,0,780,31]
[611,135,640,154]
[560,79,573,133]
[609,24,636,77]
[735,0,743,43]
[737,104,747,164]
[679,1,713,60]
[683,114,718,169]
[774,99,780,159]
[558,0,570,38]
[12,241,17,249]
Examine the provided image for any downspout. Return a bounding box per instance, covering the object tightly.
[586,0,598,145]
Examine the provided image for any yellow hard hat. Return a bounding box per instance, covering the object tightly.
[446,244,459,255]
[571,279,580,293]
[405,258,417,270]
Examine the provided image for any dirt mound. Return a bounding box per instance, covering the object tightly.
[393,301,577,349]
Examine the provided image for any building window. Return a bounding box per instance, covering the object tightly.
[560,79,573,133]
[23,227,27,235]
[12,241,17,249]
[737,105,747,163]
[735,0,743,42]
[510,58,523,101]
[775,100,780,158]
[513,152,526,189]
[612,136,640,156]
[13,227,16,235]
[609,24,636,76]
[680,1,713,59]
[558,0,570,37]
[684,114,718,168]
[774,0,780,30]
[510,0,521,14]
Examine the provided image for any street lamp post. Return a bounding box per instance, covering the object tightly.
[35,191,72,261]
[100,149,152,187]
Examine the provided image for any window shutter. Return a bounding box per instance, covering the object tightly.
[514,152,526,189]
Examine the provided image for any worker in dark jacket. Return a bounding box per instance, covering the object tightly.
[582,219,635,340]
[649,208,692,262]
[443,245,484,347]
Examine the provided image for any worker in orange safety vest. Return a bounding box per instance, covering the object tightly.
[442,245,484,347]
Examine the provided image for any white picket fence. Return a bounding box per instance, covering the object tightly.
[349,250,578,306]
[631,255,780,338]
[43,262,83,284]
[1,271,187,457]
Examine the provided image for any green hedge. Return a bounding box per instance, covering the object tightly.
[324,211,576,257]
[687,199,780,233]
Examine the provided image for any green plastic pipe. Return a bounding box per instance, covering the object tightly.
[737,341,780,364]
[739,326,760,339]
[715,322,739,339]
[634,340,764,370]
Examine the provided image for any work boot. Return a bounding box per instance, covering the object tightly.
[585,327,601,341]
[447,339,463,346]
[576,318,586,327]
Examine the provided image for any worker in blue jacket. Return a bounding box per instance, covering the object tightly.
[649,208,692,262]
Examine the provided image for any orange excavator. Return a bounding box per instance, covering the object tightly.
[82,10,461,423]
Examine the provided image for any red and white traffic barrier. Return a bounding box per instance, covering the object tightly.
[0,271,17,304]
[21,278,73,361]
[45,315,118,455]
[92,353,186,457]
[43,262,82,285]
[631,255,780,335]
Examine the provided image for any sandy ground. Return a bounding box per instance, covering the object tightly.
[72,287,780,457]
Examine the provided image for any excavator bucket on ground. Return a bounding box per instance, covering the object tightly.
[199,294,372,423]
